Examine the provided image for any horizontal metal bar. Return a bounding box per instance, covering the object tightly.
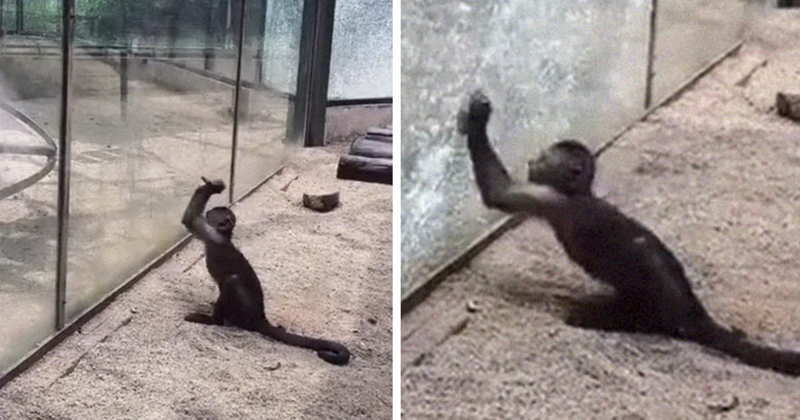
[327,97,393,107]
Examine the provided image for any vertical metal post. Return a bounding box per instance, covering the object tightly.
[288,0,336,147]
[644,0,659,109]
[253,0,267,85]
[14,0,21,33]
[0,0,5,37]
[204,0,219,71]
[229,0,247,203]
[56,0,75,330]
[120,49,129,118]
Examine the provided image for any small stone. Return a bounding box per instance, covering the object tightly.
[368,317,378,325]
[708,395,739,413]
[466,299,481,313]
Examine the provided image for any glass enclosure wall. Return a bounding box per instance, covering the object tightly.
[0,0,318,379]
[0,0,62,369]
[401,0,750,299]
[651,0,748,104]
[64,1,248,321]
[328,0,392,100]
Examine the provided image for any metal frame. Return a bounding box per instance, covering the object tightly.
[289,0,337,147]
[229,0,247,203]
[55,0,74,331]
[644,0,659,109]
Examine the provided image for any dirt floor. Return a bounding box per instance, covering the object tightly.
[402,8,800,420]
[0,141,393,419]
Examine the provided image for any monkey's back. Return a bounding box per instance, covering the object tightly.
[204,242,264,300]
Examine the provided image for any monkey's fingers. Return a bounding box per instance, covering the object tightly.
[201,176,210,184]
[468,90,492,121]
[458,90,492,135]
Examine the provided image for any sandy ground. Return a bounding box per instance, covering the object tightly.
[402,8,800,420]
[0,141,393,419]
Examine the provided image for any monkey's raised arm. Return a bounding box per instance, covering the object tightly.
[459,91,566,215]
[182,178,226,244]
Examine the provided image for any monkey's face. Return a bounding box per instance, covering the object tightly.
[206,207,236,237]
[528,140,595,196]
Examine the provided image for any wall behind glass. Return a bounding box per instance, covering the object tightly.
[328,0,392,100]
[261,0,304,94]
[651,0,747,104]
[64,2,237,321]
[401,0,651,298]
[0,6,61,373]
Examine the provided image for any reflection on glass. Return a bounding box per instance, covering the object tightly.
[65,1,238,321]
[329,0,392,100]
[401,1,651,298]
[0,1,61,372]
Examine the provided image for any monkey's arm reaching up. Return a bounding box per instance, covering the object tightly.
[182,177,226,244]
[458,91,566,215]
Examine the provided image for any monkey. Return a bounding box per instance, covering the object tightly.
[181,177,350,365]
[458,90,800,376]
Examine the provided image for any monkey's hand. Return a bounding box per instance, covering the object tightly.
[458,90,492,135]
[200,177,226,194]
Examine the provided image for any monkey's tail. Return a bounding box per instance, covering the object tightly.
[688,318,800,376]
[259,322,351,365]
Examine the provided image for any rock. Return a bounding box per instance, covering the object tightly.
[466,299,481,313]
[302,189,340,212]
[776,92,800,121]
[707,395,739,414]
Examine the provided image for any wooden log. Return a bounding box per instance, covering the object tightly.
[366,127,392,137]
[351,138,392,159]
[336,155,392,185]
[366,127,392,143]
[777,92,800,122]
[302,189,340,212]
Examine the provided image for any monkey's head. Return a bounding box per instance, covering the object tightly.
[528,140,595,196]
[206,207,236,238]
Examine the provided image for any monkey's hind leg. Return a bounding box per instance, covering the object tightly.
[565,293,659,334]
[184,289,228,325]
[184,313,220,325]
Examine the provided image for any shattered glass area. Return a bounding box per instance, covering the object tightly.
[329,0,393,99]
[401,0,652,297]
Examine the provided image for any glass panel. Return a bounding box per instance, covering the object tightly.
[0,2,61,372]
[328,0,393,100]
[65,1,236,322]
[231,0,300,199]
[401,0,651,298]
[651,0,747,104]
